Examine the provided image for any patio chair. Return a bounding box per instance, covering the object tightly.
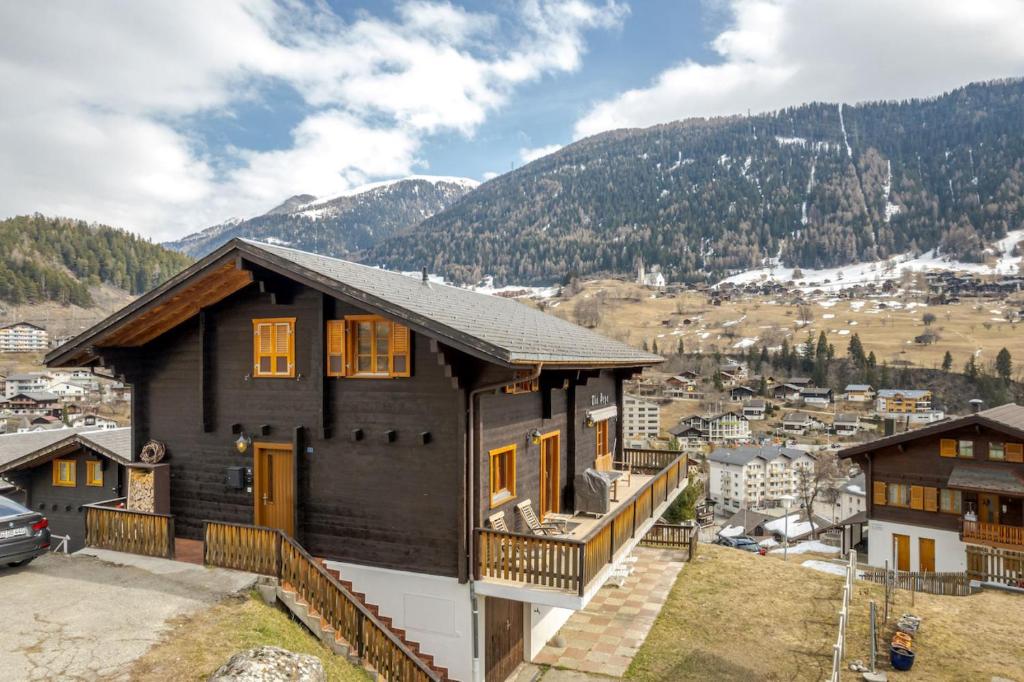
[515,499,566,536]
[487,511,511,533]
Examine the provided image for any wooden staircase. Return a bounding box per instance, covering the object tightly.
[271,560,451,681]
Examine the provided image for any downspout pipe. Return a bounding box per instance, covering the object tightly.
[467,362,543,679]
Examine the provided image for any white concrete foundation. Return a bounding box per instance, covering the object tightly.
[866,519,966,572]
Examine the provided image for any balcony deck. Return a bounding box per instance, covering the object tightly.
[962,520,1024,549]
[474,450,688,609]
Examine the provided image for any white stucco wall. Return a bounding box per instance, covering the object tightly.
[866,519,966,572]
[325,560,474,682]
[525,602,574,661]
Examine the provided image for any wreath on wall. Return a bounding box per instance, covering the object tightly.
[139,440,167,464]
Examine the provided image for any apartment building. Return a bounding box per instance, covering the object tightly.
[670,411,751,444]
[0,323,49,353]
[707,445,816,511]
[623,394,661,440]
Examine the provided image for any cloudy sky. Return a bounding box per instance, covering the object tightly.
[2,0,1023,241]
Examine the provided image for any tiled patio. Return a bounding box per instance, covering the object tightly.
[533,546,688,678]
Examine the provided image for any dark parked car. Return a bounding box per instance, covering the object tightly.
[716,534,766,555]
[0,495,50,567]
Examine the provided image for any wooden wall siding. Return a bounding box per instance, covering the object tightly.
[867,424,1024,533]
[21,447,125,551]
[574,372,617,477]
[124,278,466,577]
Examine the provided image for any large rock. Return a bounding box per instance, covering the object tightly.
[209,646,325,682]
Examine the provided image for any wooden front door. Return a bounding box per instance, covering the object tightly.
[979,493,1001,524]
[254,443,294,535]
[485,597,523,682]
[893,533,910,571]
[539,431,560,519]
[919,538,935,572]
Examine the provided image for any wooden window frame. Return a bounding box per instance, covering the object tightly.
[252,317,296,379]
[595,420,610,457]
[335,315,411,379]
[85,460,103,487]
[957,439,974,459]
[886,482,910,508]
[923,486,938,512]
[989,442,1005,461]
[489,445,516,508]
[52,459,76,487]
[939,488,962,514]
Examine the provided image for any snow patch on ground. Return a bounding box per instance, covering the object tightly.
[771,540,841,555]
[801,560,848,577]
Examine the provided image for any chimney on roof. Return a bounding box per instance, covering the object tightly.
[421,267,428,284]
[969,398,984,414]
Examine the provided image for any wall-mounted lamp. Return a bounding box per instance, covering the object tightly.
[585,414,595,428]
[235,432,252,454]
[529,429,542,445]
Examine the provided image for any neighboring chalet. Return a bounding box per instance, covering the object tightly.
[833,413,862,437]
[669,411,750,444]
[742,399,767,421]
[0,392,60,416]
[729,385,757,401]
[0,427,130,550]
[839,403,1024,574]
[664,374,702,400]
[782,412,821,436]
[844,384,874,403]
[875,389,944,424]
[45,238,677,682]
[71,414,120,430]
[772,383,802,402]
[800,387,833,406]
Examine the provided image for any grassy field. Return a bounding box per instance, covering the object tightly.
[549,279,1023,372]
[129,592,369,681]
[626,544,1024,681]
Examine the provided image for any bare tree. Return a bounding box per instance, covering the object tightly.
[573,297,601,328]
[794,452,840,538]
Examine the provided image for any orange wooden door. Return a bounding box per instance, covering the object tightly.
[979,493,1001,524]
[893,534,910,571]
[539,432,560,518]
[919,538,935,572]
[254,443,294,535]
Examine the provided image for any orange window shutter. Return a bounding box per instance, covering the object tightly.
[326,321,346,377]
[391,322,411,377]
[1007,443,1024,463]
[910,485,924,510]
[923,486,938,512]
[873,481,886,506]
[939,438,957,457]
[254,322,271,374]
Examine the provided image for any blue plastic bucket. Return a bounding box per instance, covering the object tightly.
[890,645,915,671]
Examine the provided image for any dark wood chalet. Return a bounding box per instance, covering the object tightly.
[0,427,130,551]
[839,403,1024,583]
[46,239,687,682]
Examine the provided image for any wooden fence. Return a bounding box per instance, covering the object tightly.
[967,545,1024,588]
[204,521,440,682]
[828,550,857,682]
[622,448,684,474]
[84,498,175,560]
[476,453,688,596]
[641,522,699,560]
[861,568,973,596]
[962,520,1024,549]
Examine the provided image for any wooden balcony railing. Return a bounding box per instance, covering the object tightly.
[962,520,1024,548]
[622,447,684,474]
[204,521,441,682]
[84,498,175,560]
[475,453,687,596]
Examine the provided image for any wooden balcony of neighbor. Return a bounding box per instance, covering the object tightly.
[474,450,688,607]
[962,519,1024,549]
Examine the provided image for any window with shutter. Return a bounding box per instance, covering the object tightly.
[910,485,924,510]
[939,438,957,457]
[326,320,346,377]
[334,315,412,378]
[872,481,886,506]
[923,486,938,512]
[489,445,516,507]
[252,318,296,378]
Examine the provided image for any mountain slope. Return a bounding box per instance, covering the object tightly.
[369,79,1024,285]
[165,176,478,258]
[0,214,193,306]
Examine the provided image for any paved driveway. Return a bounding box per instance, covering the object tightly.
[0,550,256,681]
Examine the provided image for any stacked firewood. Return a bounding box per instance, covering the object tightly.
[128,468,156,513]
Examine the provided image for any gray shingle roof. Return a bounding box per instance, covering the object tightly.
[246,240,661,366]
[0,427,131,474]
[877,389,930,398]
[947,465,1024,495]
[708,445,809,466]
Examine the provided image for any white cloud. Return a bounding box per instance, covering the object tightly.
[519,144,565,163]
[0,0,624,240]
[575,0,1024,138]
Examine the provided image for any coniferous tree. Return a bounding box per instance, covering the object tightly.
[996,348,1013,382]
[941,351,953,372]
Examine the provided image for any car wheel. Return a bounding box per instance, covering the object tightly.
[7,558,33,567]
